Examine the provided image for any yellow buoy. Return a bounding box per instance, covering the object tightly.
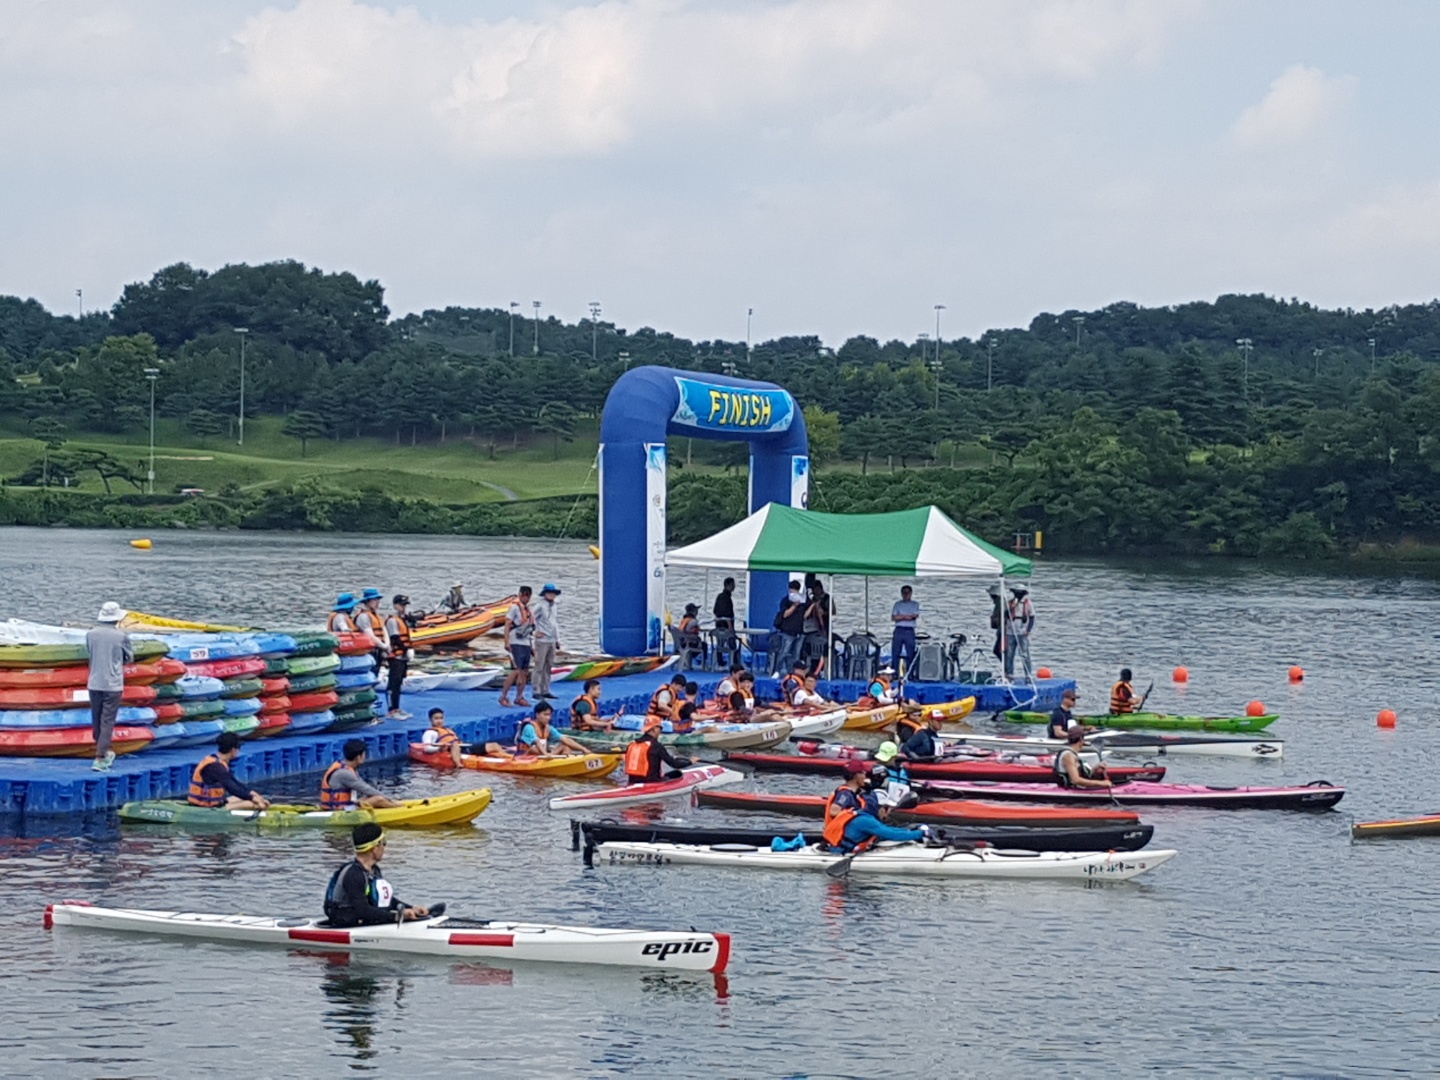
[588,545,601,560]
[129,539,153,550]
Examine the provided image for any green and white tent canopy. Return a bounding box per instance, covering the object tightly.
[665,504,1032,579]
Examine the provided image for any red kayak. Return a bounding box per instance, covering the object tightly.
[0,725,155,758]
[252,713,292,737]
[922,780,1346,810]
[153,703,185,723]
[259,677,290,696]
[258,695,291,715]
[335,632,377,656]
[185,657,267,680]
[724,750,1165,784]
[287,690,340,713]
[0,658,185,689]
[0,685,158,709]
[694,789,1141,827]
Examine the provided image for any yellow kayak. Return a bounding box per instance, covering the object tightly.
[843,696,977,732]
[121,610,256,633]
[410,744,619,779]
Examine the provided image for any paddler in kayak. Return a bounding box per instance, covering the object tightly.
[822,761,928,853]
[1053,727,1112,789]
[323,824,430,928]
[647,674,688,723]
[791,673,830,709]
[569,679,616,733]
[779,660,809,705]
[327,593,358,633]
[321,739,404,810]
[510,702,588,757]
[857,666,902,708]
[1110,669,1139,715]
[870,741,917,808]
[1048,689,1081,739]
[715,662,746,700]
[417,707,464,767]
[187,732,272,810]
[898,709,947,761]
[624,714,692,784]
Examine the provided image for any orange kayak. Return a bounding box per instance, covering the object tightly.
[0,685,159,709]
[0,658,185,690]
[409,597,516,649]
[409,743,619,779]
[0,725,156,758]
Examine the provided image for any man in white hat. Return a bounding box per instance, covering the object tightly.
[86,602,133,772]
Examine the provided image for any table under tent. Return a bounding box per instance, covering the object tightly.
[663,503,1039,705]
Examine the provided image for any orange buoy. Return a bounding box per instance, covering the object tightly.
[1377,709,1397,728]
[1035,667,1053,679]
[1245,700,1265,717]
[1287,665,1304,682]
[1172,666,1189,684]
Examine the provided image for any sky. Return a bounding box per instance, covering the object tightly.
[2,0,1438,345]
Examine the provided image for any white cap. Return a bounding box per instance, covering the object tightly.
[96,602,126,623]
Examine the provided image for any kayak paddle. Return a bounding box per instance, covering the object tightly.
[1135,681,1156,712]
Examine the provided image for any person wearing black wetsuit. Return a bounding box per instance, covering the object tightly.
[899,711,945,761]
[323,824,430,928]
[624,714,691,784]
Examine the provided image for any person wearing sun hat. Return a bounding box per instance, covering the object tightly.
[328,593,358,633]
[85,602,133,772]
[355,587,387,674]
[530,583,563,700]
[323,823,430,928]
[869,740,916,808]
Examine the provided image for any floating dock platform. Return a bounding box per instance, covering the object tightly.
[0,672,1073,815]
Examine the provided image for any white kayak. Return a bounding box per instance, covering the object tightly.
[401,672,449,693]
[45,903,730,972]
[945,731,1284,759]
[595,841,1178,881]
[781,707,847,738]
[548,765,744,811]
[437,668,505,691]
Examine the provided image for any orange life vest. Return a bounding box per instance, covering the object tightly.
[187,755,227,807]
[624,737,655,779]
[320,761,353,810]
[859,675,892,708]
[1110,681,1136,715]
[648,686,677,718]
[822,788,861,848]
[431,725,458,747]
[328,612,357,632]
[780,673,804,700]
[385,615,412,657]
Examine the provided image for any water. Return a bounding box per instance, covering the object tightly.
[2,529,1439,1076]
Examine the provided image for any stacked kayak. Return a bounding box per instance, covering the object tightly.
[408,743,620,779]
[722,749,1166,784]
[921,779,1345,810]
[594,840,1178,881]
[548,765,744,811]
[571,819,1158,862]
[283,634,344,735]
[117,788,493,828]
[1003,709,1279,733]
[948,731,1285,759]
[695,789,1142,827]
[45,903,730,972]
[1351,813,1440,839]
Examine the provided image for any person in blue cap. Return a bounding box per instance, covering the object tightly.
[328,593,358,633]
[530,583,562,699]
[355,587,386,675]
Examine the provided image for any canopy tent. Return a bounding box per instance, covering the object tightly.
[665,504,1033,578]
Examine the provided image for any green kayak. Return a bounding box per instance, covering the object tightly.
[286,653,341,677]
[0,639,168,668]
[289,633,340,658]
[287,672,338,693]
[1004,710,1278,732]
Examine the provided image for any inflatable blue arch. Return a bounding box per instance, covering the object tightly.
[599,366,809,656]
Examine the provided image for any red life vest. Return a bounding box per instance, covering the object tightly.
[187,755,227,807]
[320,761,353,810]
[625,738,655,780]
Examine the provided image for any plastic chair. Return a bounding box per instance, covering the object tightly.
[666,626,704,672]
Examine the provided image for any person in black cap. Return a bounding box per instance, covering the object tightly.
[383,595,414,719]
[323,823,430,928]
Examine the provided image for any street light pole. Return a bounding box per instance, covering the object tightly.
[1368,337,1377,372]
[986,337,995,392]
[933,303,945,358]
[76,289,83,318]
[509,302,518,357]
[532,301,541,356]
[918,332,929,363]
[928,357,942,409]
[588,301,601,361]
[1313,347,1323,377]
[1236,337,1253,401]
[746,308,753,364]
[144,367,159,494]
[235,328,249,445]
[1072,315,1085,348]
[619,350,631,371]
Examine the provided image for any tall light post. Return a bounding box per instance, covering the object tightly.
[1236,337,1253,401]
[588,301,601,361]
[619,350,631,371]
[1313,347,1323,377]
[1368,337,1377,372]
[918,332,929,362]
[721,360,738,378]
[746,308,753,364]
[532,301,541,356]
[235,327,249,445]
[508,301,519,357]
[76,289,83,318]
[933,303,945,358]
[986,336,996,392]
[928,356,943,409]
[1072,315,1085,348]
[144,367,159,494]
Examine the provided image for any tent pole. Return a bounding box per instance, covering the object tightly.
[864,577,870,635]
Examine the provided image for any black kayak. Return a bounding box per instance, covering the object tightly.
[570,818,1155,865]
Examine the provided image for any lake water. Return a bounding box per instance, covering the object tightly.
[2,528,1438,1077]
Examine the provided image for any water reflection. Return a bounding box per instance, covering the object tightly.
[319,967,403,1069]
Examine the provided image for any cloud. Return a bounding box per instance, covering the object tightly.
[1333,181,1440,248]
[1232,64,1356,146]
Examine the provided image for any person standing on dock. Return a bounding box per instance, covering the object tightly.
[1006,584,1034,678]
[86,602,133,772]
[383,595,413,719]
[890,586,920,677]
[530,584,563,700]
[713,577,736,630]
[770,581,805,676]
[355,588,386,675]
[497,586,534,708]
[328,594,358,633]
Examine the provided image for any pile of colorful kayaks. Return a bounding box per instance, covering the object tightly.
[0,620,384,757]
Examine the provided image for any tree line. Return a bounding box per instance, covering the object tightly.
[4,260,1440,556]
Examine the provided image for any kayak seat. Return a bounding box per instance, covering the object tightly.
[277,917,313,927]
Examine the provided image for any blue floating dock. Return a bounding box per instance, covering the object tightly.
[0,672,1073,815]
